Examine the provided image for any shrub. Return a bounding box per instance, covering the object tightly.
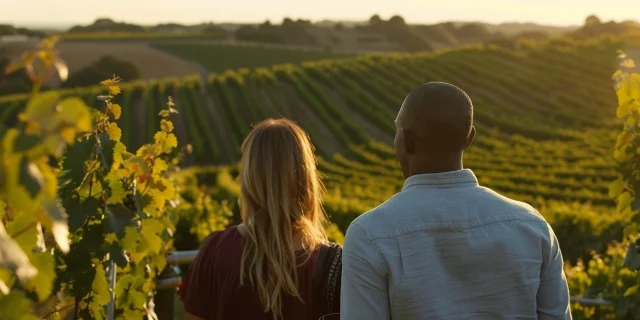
[64,56,141,88]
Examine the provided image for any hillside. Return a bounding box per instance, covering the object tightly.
[0,36,632,204]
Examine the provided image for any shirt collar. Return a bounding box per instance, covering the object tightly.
[402,169,479,191]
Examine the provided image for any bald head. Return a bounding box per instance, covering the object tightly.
[396,82,474,153]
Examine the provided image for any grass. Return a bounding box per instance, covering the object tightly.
[153,43,355,73]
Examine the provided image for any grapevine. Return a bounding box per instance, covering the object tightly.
[0,36,183,319]
[608,51,640,318]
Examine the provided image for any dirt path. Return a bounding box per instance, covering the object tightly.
[2,40,202,82]
[59,41,202,80]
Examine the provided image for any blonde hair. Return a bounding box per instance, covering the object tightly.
[239,118,328,319]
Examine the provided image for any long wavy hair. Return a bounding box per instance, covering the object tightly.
[238,118,328,319]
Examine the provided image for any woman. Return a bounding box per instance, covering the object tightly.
[180,118,342,320]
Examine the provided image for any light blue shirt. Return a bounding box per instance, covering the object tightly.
[341,169,571,320]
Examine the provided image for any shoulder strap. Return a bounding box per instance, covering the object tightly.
[316,243,342,314]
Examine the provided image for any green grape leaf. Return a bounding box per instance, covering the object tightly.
[56,96,93,133]
[624,225,639,240]
[108,243,129,268]
[19,157,43,198]
[122,309,141,319]
[20,92,59,127]
[104,204,136,239]
[60,137,95,190]
[625,284,639,297]
[89,262,111,320]
[106,178,128,205]
[632,74,640,99]
[617,102,631,118]
[618,192,633,212]
[115,274,136,299]
[0,267,15,292]
[4,209,38,251]
[141,219,165,255]
[42,197,69,253]
[0,290,40,320]
[96,133,117,172]
[151,254,167,275]
[633,195,640,211]
[62,252,96,299]
[108,122,122,141]
[13,132,43,153]
[23,252,55,301]
[121,226,141,253]
[616,131,634,149]
[617,298,630,318]
[65,196,100,231]
[0,221,37,282]
[127,289,147,309]
[624,243,640,270]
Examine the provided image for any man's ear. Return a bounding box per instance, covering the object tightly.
[402,128,415,154]
[463,126,476,151]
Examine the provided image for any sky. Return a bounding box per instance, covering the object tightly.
[2,0,639,28]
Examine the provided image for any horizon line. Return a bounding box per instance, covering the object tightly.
[4,17,589,29]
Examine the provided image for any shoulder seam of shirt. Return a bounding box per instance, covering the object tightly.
[351,222,388,277]
[367,214,550,240]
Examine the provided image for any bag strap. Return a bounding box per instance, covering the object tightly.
[316,243,342,314]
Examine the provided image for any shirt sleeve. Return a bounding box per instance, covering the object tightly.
[181,232,222,319]
[340,223,390,319]
[537,223,572,320]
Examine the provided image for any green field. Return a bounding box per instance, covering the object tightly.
[2,35,640,319]
[153,43,355,73]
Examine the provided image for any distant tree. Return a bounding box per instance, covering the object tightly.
[389,15,406,26]
[282,18,295,27]
[295,19,312,28]
[64,56,140,88]
[0,25,43,37]
[369,14,383,25]
[0,25,16,36]
[334,23,345,31]
[202,25,227,38]
[585,15,602,26]
[68,18,145,33]
[235,25,283,43]
[260,20,272,29]
[94,18,116,25]
[455,23,491,39]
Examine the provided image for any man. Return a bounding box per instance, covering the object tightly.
[341,82,571,319]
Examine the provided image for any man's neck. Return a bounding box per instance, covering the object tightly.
[408,153,464,176]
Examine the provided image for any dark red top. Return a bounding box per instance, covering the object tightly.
[180,226,336,319]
